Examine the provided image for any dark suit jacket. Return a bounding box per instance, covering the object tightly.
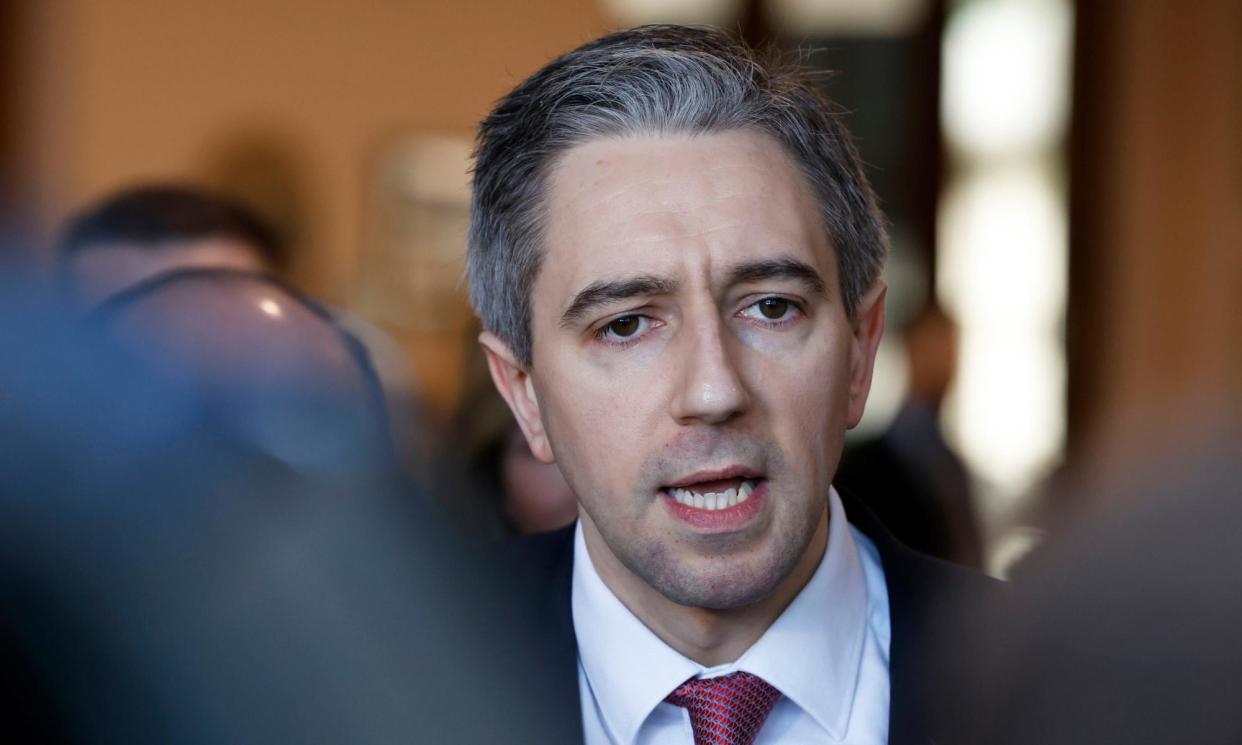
[513,490,1003,745]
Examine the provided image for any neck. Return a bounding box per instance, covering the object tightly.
[582,509,829,667]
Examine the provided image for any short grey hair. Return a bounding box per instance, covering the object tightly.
[468,24,888,367]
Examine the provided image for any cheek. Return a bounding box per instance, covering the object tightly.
[748,326,852,464]
[544,374,637,444]
[537,353,661,505]
[542,329,673,436]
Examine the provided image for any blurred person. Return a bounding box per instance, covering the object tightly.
[92,268,394,478]
[500,423,578,532]
[0,266,580,744]
[441,332,577,537]
[837,303,984,567]
[470,25,999,745]
[948,422,1242,745]
[56,183,428,474]
[56,184,286,307]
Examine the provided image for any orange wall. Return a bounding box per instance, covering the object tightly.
[22,0,611,299]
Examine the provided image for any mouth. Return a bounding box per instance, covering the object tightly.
[666,478,759,511]
[659,467,767,530]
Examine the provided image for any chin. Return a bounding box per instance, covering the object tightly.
[641,552,794,611]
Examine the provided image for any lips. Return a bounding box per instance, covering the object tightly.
[661,477,767,531]
[659,466,767,530]
[663,465,762,490]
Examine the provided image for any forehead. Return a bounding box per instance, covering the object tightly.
[540,130,833,295]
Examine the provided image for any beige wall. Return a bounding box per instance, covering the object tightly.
[22,0,610,297]
[18,0,612,414]
[22,1,1238,439]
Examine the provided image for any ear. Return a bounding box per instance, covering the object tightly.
[846,281,887,429]
[478,331,555,464]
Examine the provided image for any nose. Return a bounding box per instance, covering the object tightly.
[670,315,751,426]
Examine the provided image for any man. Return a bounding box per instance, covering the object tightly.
[471,25,996,745]
[57,184,284,307]
[56,184,426,468]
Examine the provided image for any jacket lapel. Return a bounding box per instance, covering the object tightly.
[841,489,1000,744]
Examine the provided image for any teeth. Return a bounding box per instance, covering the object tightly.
[669,480,759,511]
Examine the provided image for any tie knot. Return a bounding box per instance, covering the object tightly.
[664,671,782,745]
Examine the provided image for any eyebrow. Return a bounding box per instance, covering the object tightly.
[726,257,826,297]
[559,274,678,327]
[557,257,826,328]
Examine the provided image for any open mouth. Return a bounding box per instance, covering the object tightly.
[660,465,765,513]
[659,469,767,531]
[666,478,760,511]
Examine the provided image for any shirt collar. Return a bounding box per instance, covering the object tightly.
[571,487,869,744]
[734,486,868,739]
[572,522,700,745]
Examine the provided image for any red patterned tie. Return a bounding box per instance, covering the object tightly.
[664,671,782,745]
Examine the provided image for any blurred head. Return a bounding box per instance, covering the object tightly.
[446,336,577,536]
[96,270,390,478]
[500,425,577,533]
[956,426,1242,745]
[472,26,887,611]
[904,303,959,408]
[58,185,285,306]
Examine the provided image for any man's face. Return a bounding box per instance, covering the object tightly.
[484,130,884,609]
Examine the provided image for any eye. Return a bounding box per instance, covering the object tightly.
[593,314,656,345]
[756,297,790,319]
[607,316,642,337]
[739,296,801,323]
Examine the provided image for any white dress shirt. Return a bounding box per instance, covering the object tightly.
[573,487,891,745]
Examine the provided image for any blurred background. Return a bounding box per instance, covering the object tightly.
[1,0,1239,571]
